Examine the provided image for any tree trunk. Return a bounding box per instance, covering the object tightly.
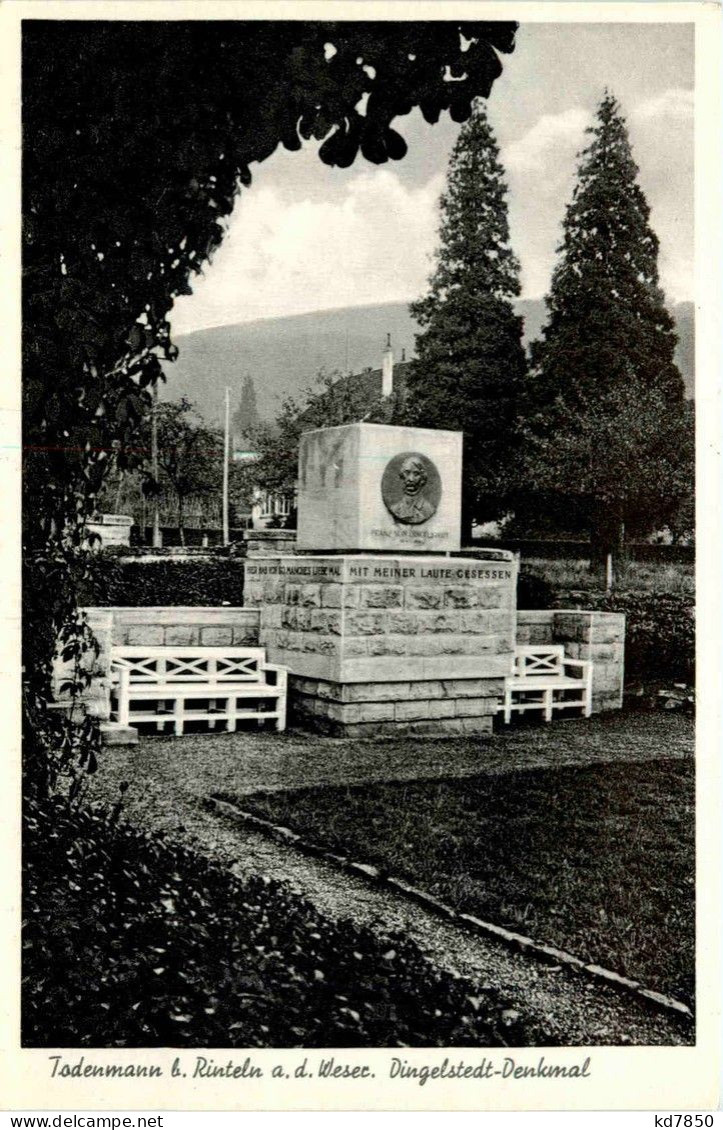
[461,491,475,546]
[590,510,626,588]
[114,470,124,512]
[612,517,628,588]
[178,495,185,548]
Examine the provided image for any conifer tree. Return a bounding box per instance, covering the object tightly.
[526,92,690,563]
[405,100,527,535]
[232,375,260,450]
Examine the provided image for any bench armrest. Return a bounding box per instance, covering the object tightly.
[563,658,592,677]
[263,663,288,689]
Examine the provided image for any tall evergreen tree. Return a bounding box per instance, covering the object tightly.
[525,92,690,562]
[232,375,260,450]
[405,100,527,535]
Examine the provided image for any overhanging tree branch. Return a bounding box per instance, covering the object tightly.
[22,19,518,795]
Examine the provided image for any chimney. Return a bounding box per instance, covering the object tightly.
[382,333,394,397]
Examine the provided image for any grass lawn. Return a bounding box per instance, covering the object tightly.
[228,756,694,1006]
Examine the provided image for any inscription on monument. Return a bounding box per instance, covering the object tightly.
[245,559,513,584]
[246,562,342,580]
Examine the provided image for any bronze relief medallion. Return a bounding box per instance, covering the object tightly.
[381,452,442,525]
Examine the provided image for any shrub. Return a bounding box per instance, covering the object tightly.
[597,591,693,682]
[78,555,245,607]
[23,797,545,1048]
[516,568,556,611]
[517,566,694,683]
[557,591,694,683]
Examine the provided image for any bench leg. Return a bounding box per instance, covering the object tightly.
[544,689,553,723]
[226,697,237,733]
[117,695,129,727]
[276,694,287,733]
[174,698,184,737]
[208,698,217,730]
[504,689,512,724]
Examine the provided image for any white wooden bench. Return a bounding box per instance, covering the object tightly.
[499,645,592,724]
[110,646,287,736]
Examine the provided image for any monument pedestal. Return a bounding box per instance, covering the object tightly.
[244,553,517,738]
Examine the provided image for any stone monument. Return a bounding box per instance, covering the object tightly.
[296,423,462,553]
[244,422,517,737]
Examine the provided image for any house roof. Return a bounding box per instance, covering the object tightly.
[296,359,412,428]
[333,359,412,405]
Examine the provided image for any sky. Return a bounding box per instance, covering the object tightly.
[170,22,695,338]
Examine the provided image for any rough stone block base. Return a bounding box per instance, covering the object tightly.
[244,554,517,684]
[289,675,499,739]
[99,722,139,746]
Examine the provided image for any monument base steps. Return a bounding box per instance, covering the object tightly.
[289,674,501,739]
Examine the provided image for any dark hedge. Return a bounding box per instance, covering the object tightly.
[81,558,693,679]
[516,570,556,611]
[560,591,695,683]
[23,797,546,1048]
[79,556,245,607]
[517,572,694,683]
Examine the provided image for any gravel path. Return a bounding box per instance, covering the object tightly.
[89,712,694,1047]
[221,817,692,1047]
[97,711,692,802]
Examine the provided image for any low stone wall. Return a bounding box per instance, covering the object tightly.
[58,608,261,731]
[516,610,625,713]
[104,606,259,648]
[54,604,623,740]
[245,530,297,557]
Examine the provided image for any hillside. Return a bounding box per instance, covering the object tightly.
[163,299,694,424]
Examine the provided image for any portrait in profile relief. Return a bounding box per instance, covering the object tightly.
[381,452,442,525]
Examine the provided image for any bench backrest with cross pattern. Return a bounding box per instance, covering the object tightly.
[111,646,269,686]
[511,645,567,679]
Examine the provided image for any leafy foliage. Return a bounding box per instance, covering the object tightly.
[405,101,527,532]
[516,568,557,611]
[22,550,103,800]
[23,794,538,1047]
[147,399,224,544]
[23,19,516,795]
[23,598,102,801]
[524,93,692,556]
[245,368,399,502]
[558,590,695,683]
[94,442,253,532]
